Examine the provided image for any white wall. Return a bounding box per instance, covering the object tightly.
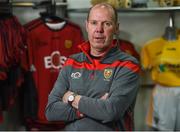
[67,0,91,9]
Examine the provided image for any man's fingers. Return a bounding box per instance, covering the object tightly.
[100,93,109,100]
[62,91,73,103]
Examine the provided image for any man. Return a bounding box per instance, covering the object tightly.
[45,2,140,131]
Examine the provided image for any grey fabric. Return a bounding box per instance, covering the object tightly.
[45,42,140,130]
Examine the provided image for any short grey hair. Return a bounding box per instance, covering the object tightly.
[87,2,118,24]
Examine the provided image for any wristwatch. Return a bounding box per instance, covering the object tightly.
[68,93,77,104]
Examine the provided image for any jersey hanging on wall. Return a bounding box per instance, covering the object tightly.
[22,17,84,129]
[0,15,27,123]
[141,36,180,86]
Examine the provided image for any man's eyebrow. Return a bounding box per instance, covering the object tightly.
[88,20,113,23]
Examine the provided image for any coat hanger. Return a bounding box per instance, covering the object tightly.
[34,0,65,23]
[39,9,65,23]
[162,12,178,41]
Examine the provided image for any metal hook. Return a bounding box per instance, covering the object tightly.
[169,12,174,28]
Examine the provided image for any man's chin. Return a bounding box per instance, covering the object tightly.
[94,45,109,51]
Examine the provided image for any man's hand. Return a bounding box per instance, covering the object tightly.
[72,93,108,118]
[100,93,109,100]
[63,92,108,119]
[72,95,81,109]
[62,91,82,109]
[62,91,74,103]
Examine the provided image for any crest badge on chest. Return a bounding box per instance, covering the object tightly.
[104,69,113,81]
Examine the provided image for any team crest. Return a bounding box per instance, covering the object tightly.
[65,40,72,49]
[104,69,113,80]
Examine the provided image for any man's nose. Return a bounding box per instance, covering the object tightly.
[96,23,104,33]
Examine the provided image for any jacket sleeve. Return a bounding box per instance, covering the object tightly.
[45,65,78,122]
[78,65,140,123]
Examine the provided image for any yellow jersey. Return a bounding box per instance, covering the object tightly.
[141,36,180,86]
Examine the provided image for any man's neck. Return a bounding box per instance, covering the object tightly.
[90,45,113,58]
[89,54,102,60]
[90,50,106,58]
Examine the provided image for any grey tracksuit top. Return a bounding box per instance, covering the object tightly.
[45,41,140,131]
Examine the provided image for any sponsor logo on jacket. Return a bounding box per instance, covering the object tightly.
[71,72,82,79]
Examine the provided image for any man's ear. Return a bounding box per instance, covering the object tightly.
[114,23,120,35]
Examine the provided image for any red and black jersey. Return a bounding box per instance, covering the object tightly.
[22,18,84,129]
[0,15,27,80]
[0,15,27,123]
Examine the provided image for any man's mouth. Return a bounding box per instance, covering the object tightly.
[94,37,105,42]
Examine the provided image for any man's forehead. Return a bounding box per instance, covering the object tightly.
[87,3,118,23]
[92,4,112,11]
[94,4,106,9]
[89,7,114,22]
[90,5,113,18]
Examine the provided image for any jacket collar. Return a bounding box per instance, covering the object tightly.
[78,41,119,63]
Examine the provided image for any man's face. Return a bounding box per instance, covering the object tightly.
[86,6,118,52]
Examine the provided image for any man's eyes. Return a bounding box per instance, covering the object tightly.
[104,22,112,27]
[89,21,112,27]
[90,21,97,25]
